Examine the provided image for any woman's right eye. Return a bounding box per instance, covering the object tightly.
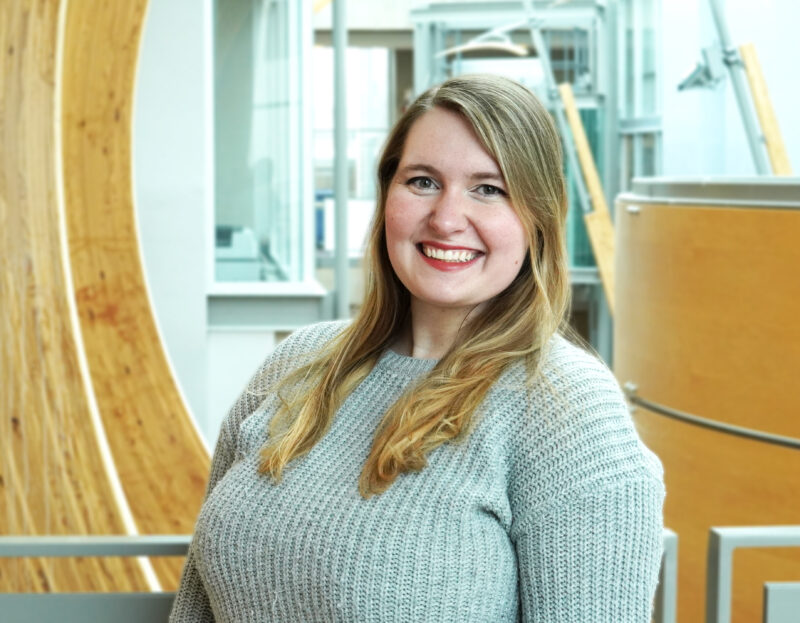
[407,176,438,191]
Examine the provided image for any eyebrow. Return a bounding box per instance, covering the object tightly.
[398,163,506,185]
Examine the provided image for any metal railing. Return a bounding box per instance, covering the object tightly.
[654,528,679,623]
[623,382,800,451]
[3,528,797,622]
[0,535,190,623]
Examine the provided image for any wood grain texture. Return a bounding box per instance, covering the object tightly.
[739,43,793,176]
[0,0,147,592]
[60,0,210,590]
[614,197,800,623]
[558,82,615,314]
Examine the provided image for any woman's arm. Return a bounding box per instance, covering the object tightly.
[168,406,240,622]
[514,477,664,621]
[509,338,665,622]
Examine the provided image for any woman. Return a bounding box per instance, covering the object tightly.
[170,74,665,622]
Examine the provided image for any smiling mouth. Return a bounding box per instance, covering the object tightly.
[419,244,481,263]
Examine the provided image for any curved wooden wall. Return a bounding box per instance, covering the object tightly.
[1,0,209,592]
[0,0,147,592]
[61,1,210,590]
[614,196,800,623]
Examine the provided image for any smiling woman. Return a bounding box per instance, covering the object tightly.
[384,106,528,351]
[171,74,665,623]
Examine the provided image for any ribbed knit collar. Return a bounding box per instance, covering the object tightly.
[376,348,439,378]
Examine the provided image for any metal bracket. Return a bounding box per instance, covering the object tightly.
[678,43,727,91]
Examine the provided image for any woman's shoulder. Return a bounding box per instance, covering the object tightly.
[537,333,622,398]
[496,333,664,508]
[272,319,350,359]
[494,332,619,396]
[253,320,350,382]
[220,320,350,436]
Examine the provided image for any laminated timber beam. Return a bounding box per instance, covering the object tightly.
[1,0,210,592]
[558,83,615,315]
[0,0,149,593]
[738,43,793,176]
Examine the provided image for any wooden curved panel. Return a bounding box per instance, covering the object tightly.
[614,197,800,623]
[0,0,147,592]
[60,1,210,589]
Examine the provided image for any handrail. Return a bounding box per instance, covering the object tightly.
[623,383,800,451]
[0,535,191,558]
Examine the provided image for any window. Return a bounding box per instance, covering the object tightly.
[213,0,312,283]
[312,46,391,257]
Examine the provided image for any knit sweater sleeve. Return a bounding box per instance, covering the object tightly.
[168,418,236,622]
[508,338,665,622]
[169,321,348,622]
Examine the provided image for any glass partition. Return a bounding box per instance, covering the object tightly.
[312,47,390,257]
[618,0,662,191]
[213,0,312,283]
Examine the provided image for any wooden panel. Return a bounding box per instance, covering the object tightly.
[558,82,615,314]
[60,1,210,590]
[614,198,800,623]
[0,0,147,592]
[739,43,792,176]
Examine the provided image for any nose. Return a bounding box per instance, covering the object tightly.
[428,189,468,234]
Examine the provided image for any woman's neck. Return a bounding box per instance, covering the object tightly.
[392,300,482,359]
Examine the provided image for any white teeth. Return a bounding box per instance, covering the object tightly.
[422,245,478,263]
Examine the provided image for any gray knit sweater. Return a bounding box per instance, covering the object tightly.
[170,321,664,622]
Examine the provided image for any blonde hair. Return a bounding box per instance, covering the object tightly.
[259,74,570,496]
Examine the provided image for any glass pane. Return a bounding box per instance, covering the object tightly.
[640,0,658,115]
[621,134,634,192]
[312,47,390,255]
[641,133,657,176]
[623,0,635,117]
[214,0,307,282]
[565,108,604,268]
[621,0,660,118]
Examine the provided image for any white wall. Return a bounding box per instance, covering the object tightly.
[206,329,279,442]
[313,0,415,29]
[134,0,212,436]
[662,0,799,176]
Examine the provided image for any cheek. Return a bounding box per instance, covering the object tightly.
[384,196,417,243]
[488,212,529,264]
[383,207,401,249]
[383,202,408,268]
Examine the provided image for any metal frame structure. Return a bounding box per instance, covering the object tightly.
[706,526,800,623]
[333,0,350,318]
[763,582,800,623]
[654,528,679,623]
[616,0,662,191]
[706,0,770,174]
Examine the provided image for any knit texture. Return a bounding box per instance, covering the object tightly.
[170,320,665,622]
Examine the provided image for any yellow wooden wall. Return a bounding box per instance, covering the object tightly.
[1,0,209,592]
[614,196,800,622]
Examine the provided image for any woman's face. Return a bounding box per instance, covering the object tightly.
[384,107,528,320]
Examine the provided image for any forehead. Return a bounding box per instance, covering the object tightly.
[399,107,501,174]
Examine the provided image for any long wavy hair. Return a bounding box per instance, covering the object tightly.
[259,74,571,496]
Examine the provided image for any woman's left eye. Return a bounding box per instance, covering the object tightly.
[475,184,507,198]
